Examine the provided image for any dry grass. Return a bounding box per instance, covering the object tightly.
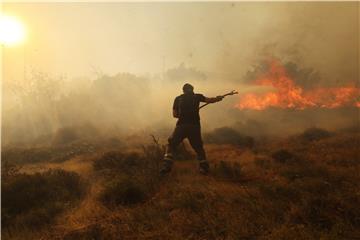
[2,130,360,240]
[1,165,85,235]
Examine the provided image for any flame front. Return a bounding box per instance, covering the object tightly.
[236,60,360,110]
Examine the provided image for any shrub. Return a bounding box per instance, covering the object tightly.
[2,147,54,164]
[2,141,97,165]
[258,183,299,203]
[140,141,166,176]
[296,194,360,232]
[141,142,164,168]
[95,143,163,208]
[2,169,85,229]
[213,161,242,181]
[173,191,206,212]
[254,157,272,169]
[99,177,147,206]
[280,165,329,182]
[93,151,141,173]
[1,161,21,181]
[204,127,254,148]
[272,149,297,163]
[300,127,332,142]
[302,197,338,230]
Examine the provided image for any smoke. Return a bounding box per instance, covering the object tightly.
[1,69,221,145]
[2,2,359,145]
[165,63,207,82]
[243,59,322,89]
[3,65,358,146]
[212,2,359,100]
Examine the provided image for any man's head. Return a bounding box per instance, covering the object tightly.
[182,83,194,94]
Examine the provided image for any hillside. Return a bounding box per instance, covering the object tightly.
[2,130,360,240]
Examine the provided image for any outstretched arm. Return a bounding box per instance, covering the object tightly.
[204,96,224,103]
[199,90,238,110]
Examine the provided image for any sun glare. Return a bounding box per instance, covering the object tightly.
[0,15,26,46]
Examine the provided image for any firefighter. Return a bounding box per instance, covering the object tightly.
[160,83,223,175]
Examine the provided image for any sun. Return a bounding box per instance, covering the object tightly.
[0,15,26,46]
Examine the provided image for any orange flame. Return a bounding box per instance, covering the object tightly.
[236,59,360,110]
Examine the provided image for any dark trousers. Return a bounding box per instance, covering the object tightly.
[167,124,206,161]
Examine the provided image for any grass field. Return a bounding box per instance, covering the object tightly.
[1,128,359,239]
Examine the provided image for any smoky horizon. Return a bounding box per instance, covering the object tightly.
[1,2,359,146]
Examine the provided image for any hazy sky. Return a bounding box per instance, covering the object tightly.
[1,2,359,144]
[2,2,359,83]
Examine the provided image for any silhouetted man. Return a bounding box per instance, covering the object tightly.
[160,83,223,175]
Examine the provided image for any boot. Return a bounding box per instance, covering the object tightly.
[199,160,209,175]
[160,154,173,176]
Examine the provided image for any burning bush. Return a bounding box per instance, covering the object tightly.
[237,59,360,110]
[300,127,333,142]
[204,127,254,148]
[2,168,85,229]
